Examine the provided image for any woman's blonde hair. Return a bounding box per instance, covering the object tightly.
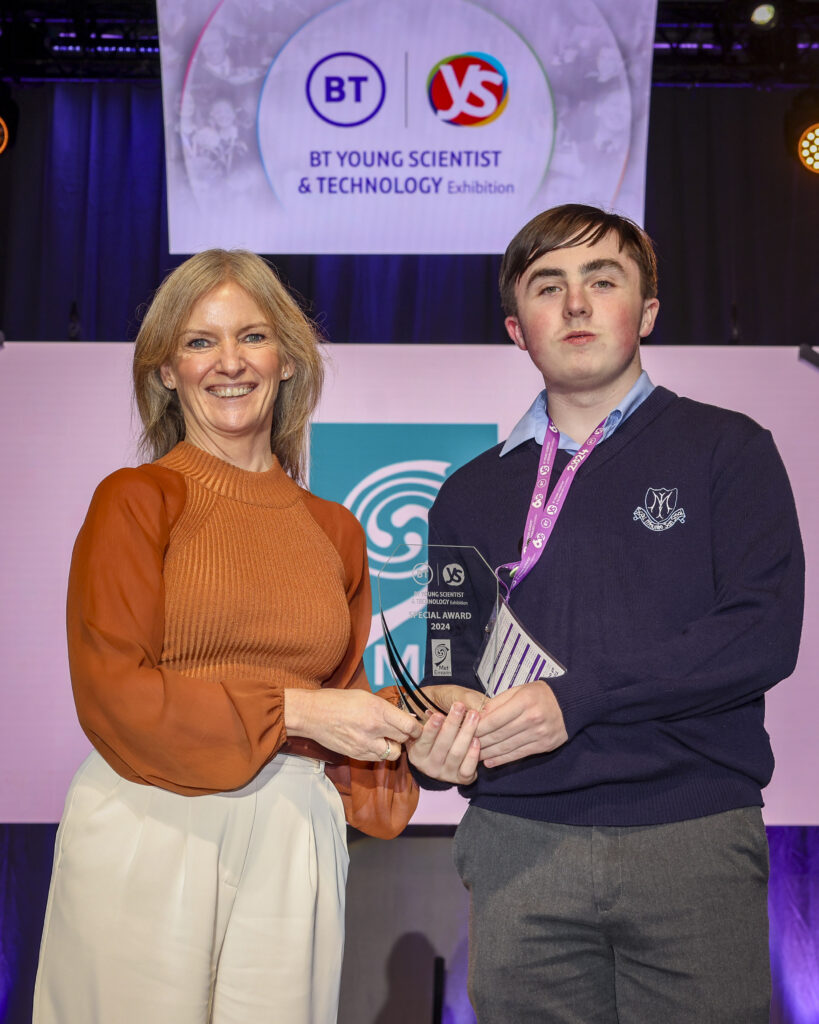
[133,250,324,482]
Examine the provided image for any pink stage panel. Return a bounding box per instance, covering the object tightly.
[1,343,816,823]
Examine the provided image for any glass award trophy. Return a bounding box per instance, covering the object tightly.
[377,542,501,717]
[377,541,567,715]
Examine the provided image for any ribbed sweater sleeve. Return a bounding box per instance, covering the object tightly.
[302,494,419,838]
[68,465,286,795]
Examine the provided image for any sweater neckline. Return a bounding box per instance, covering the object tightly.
[157,441,301,508]
[547,386,678,476]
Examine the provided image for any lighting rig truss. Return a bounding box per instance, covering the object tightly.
[1,0,818,83]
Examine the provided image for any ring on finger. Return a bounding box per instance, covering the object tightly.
[381,738,392,760]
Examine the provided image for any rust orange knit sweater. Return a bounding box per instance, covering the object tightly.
[67,442,417,838]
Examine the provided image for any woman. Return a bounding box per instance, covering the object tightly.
[34,250,421,1024]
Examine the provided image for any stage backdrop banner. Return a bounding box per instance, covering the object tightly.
[157,0,657,254]
[0,344,816,825]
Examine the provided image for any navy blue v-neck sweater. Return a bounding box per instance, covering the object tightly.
[419,387,804,826]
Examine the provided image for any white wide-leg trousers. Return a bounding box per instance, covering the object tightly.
[34,751,349,1024]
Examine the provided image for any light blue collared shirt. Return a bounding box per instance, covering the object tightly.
[499,371,656,457]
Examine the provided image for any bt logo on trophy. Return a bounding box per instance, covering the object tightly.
[306,52,386,127]
[427,52,508,126]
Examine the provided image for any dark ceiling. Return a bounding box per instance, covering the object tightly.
[0,0,818,84]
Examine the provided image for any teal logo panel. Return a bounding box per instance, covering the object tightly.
[311,423,497,691]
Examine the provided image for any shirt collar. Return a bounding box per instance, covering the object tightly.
[500,371,655,457]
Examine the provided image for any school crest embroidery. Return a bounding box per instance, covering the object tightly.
[633,487,686,532]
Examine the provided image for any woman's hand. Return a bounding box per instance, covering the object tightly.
[284,688,421,762]
[407,703,481,785]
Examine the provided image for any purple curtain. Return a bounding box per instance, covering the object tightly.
[1,83,818,345]
[769,827,819,1023]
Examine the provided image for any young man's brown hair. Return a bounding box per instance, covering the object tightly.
[499,204,658,315]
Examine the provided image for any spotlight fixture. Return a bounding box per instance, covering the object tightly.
[785,90,819,175]
[749,3,779,30]
[0,85,19,155]
[798,125,819,174]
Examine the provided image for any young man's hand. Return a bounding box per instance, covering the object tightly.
[407,702,481,784]
[476,681,568,767]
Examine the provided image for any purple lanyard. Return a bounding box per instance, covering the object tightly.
[498,416,606,597]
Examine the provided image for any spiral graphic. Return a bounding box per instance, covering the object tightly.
[343,459,450,579]
[432,642,450,667]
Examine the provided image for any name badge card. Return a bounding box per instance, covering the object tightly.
[476,599,565,696]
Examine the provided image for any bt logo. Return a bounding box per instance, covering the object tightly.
[412,563,434,586]
[306,52,386,127]
[427,52,508,126]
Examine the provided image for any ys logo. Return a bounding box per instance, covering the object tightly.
[427,52,508,126]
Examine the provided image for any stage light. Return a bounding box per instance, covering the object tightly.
[785,90,819,176]
[0,85,19,155]
[798,126,819,174]
[749,4,779,29]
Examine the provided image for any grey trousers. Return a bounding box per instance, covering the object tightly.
[453,805,770,1024]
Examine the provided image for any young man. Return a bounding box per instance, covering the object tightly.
[407,204,804,1023]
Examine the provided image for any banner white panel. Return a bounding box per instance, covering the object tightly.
[157,0,658,253]
[1,344,816,824]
